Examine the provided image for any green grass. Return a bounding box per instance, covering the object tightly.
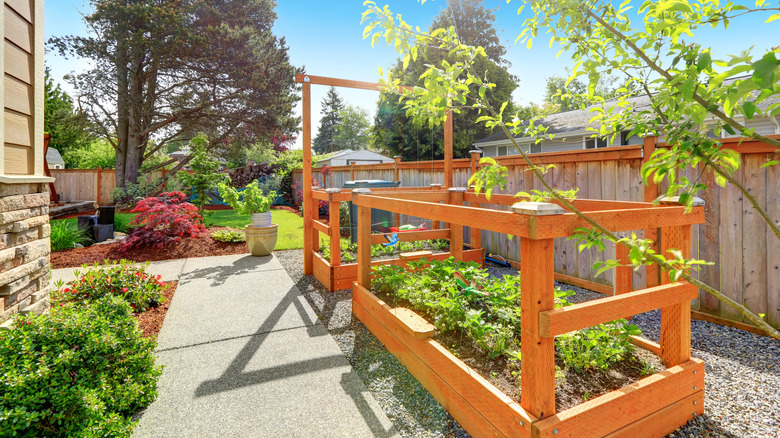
[205,209,320,251]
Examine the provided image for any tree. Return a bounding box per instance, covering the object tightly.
[362,0,780,339]
[50,0,301,188]
[333,105,372,151]
[177,133,226,212]
[44,68,95,159]
[62,138,115,169]
[371,0,518,161]
[313,87,345,154]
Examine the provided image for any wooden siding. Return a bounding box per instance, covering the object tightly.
[2,0,40,177]
[295,138,780,330]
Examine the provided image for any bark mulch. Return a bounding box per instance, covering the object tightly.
[136,281,178,338]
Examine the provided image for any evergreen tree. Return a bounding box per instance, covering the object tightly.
[50,0,301,188]
[313,87,344,154]
[372,0,517,161]
[333,105,372,151]
[44,68,96,163]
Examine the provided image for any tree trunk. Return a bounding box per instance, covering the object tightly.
[115,36,129,188]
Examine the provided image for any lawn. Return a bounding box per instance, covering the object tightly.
[52,209,316,251]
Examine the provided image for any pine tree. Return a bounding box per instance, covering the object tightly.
[313,87,345,154]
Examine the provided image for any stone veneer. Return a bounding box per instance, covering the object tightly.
[0,183,51,329]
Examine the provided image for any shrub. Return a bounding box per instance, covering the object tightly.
[112,180,155,208]
[121,191,205,250]
[218,180,276,215]
[53,260,166,312]
[0,296,162,437]
[211,228,246,243]
[113,213,135,233]
[178,133,227,212]
[50,219,92,251]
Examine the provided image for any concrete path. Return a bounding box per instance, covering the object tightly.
[56,255,397,437]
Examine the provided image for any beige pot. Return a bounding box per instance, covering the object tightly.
[245,224,278,256]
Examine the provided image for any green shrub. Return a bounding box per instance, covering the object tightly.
[0,296,162,437]
[54,260,166,312]
[113,213,135,233]
[210,228,246,243]
[50,220,92,251]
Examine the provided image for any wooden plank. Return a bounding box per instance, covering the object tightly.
[490,145,643,166]
[444,113,453,187]
[691,310,771,337]
[628,335,661,356]
[575,162,591,282]
[312,252,333,291]
[329,199,341,267]
[520,237,556,420]
[302,81,313,275]
[4,109,31,146]
[390,307,436,339]
[532,359,704,438]
[719,166,743,321]
[554,272,613,295]
[4,40,32,83]
[352,285,536,436]
[587,161,603,284]
[659,225,692,367]
[4,143,31,174]
[539,283,698,337]
[357,204,372,288]
[768,160,780,329]
[4,74,31,115]
[741,154,768,322]
[372,191,450,202]
[604,391,704,438]
[4,5,32,52]
[312,219,329,234]
[5,0,32,23]
[449,189,464,260]
[698,169,721,314]
[614,243,632,295]
[293,73,411,92]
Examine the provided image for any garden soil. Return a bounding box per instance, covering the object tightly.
[136,281,178,338]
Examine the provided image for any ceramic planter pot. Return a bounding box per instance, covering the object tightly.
[245,224,278,256]
[251,212,273,227]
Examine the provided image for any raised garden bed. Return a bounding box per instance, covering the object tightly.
[341,189,706,437]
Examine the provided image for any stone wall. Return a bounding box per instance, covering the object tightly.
[0,183,51,329]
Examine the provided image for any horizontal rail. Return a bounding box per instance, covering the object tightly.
[463,193,656,211]
[353,194,531,237]
[369,229,451,245]
[629,335,661,356]
[370,192,450,202]
[538,283,698,337]
[312,220,330,234]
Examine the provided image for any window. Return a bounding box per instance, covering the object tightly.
[585,137,608,149]
[530,143,542,154]
[497,146,508,156]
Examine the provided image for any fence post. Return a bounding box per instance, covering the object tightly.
[513,202,565,420]
[354,188,373,289]
[310,185,321,253]
[643,135,660,287]
[350,162,356,181]
[96,167,102,206]
[615,232,632,295]
[448,188,466,260]
[469,150,482,250]
[430,184,442,229]
[444,112,453,188]
[327,188,341,268]
[302,80,313,275]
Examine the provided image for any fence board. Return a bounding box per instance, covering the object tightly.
[742,154,768,320]
[719,166,744,322]
[767,161,780,328]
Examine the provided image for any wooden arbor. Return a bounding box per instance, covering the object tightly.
[351,191,706,437]
[294,74,455,276]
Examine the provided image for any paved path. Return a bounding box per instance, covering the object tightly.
[54,255,397,437]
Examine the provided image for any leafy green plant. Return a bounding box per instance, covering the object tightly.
[113,213,135,233]
[178,133,227,212]
[372,258,644,372]
[111,180,157,208]
[53,260,166,312]
[0,296,162,437]
[210,228,246,243]
[218,179,276,215]
[50,220,92,251]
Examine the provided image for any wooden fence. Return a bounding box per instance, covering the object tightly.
[294,135,780,330]
[50,168,168,205]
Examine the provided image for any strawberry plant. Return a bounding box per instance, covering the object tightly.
[121,191,205,249]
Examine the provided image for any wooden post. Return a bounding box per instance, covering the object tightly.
[643,135,660,287]
[513,202,564,420]
[327,188,341,267]
[430,184,442,230]
[355,189,372,288]
[96,167,102,206]
[311,185,320,253]
[350,162,356,181]
[444,111,453,188]
[615,233,632,295]
[394,156,402,226]
[448,188,466,261]
[469,150,482,249]
[303,79,313,275]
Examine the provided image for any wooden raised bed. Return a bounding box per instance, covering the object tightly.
[347,190,706,438]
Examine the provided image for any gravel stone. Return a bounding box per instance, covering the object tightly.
[278,251,780,438]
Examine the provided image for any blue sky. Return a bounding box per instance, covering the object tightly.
[45,1,777,149]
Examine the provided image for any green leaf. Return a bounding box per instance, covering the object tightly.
[765,14,780,23]
[697,52,711,73]
[752,51,779,90]
[743,101,757,120]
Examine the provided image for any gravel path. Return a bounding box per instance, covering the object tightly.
[277,250,780,438]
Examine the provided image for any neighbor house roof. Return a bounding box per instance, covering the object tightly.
[46,147,65,166]
[474,75,779,146]
[316,149,392,164]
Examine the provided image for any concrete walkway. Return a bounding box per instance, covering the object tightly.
[52,255,397,437]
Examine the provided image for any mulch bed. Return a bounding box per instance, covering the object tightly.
[51,227,249,269]
[136,281,178,338]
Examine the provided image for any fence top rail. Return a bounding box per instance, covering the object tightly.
[352,193,705,239]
